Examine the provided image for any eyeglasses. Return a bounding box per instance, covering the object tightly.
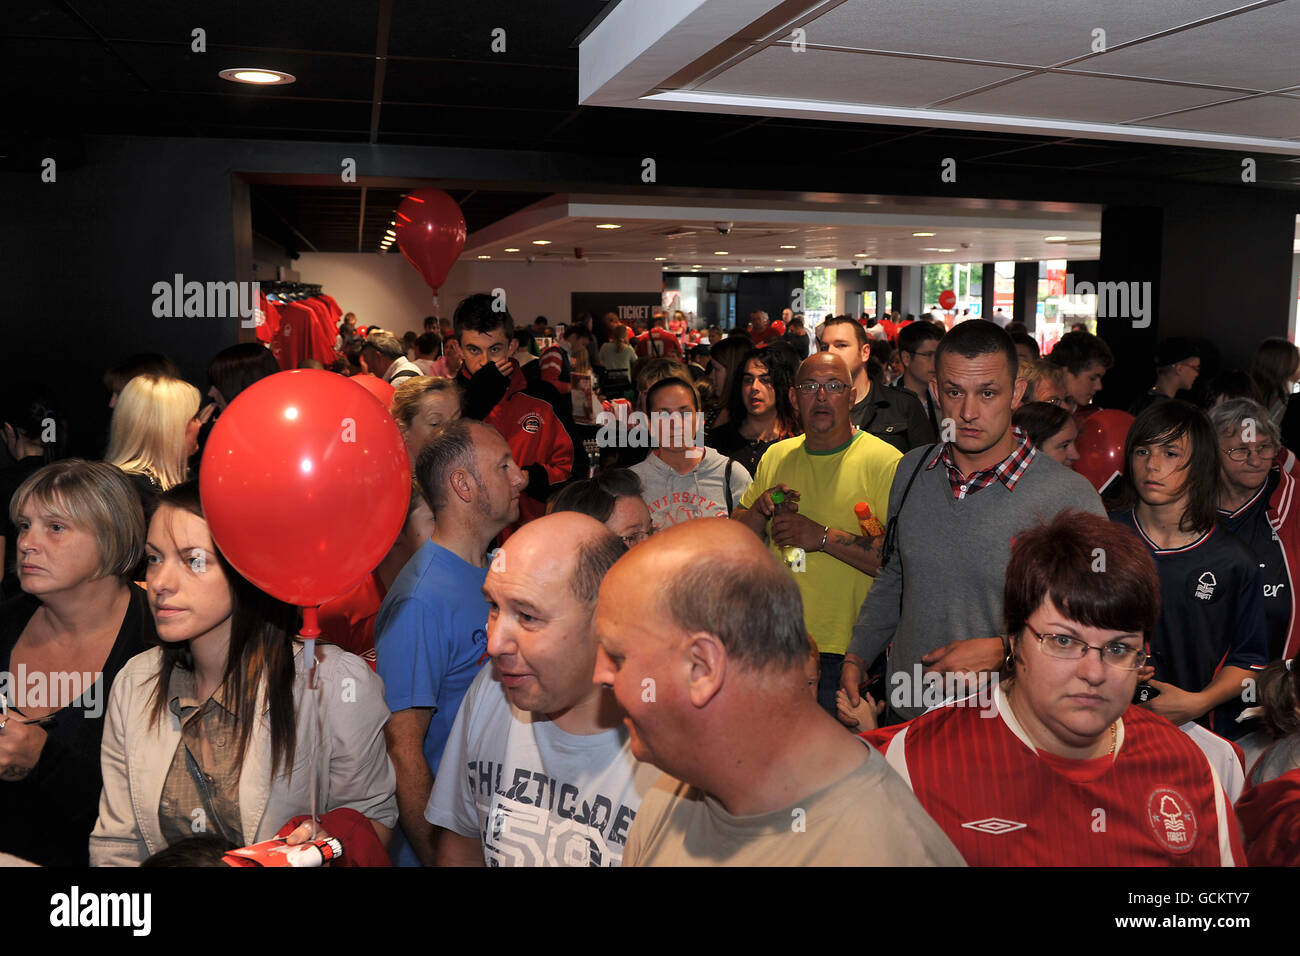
[1222,442,1277,462]
[795,381,850,396]
[1024,622,1147,671]
[619,528,656,548]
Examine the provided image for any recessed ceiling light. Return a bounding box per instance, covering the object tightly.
[219,68,296,85]
[775,258,785,263]
[532,240,551,245]
[384,230,396,237]
[714,251,728,256]
[775,267,784,272]
[854,252,867,257]
[780,244,797,249]
[912,232,936,237]
[720,267,729,271]
[477,255,491,260]
[504,247,520,253]
[1044,235,1068,242]
[691,265,701,270]
[595,223,621,230]
[653,257,667,261]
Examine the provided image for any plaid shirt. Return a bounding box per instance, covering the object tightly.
[926,426,1037,500]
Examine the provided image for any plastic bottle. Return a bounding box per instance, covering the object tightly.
[855,501,884,538]
[769,490,805,568]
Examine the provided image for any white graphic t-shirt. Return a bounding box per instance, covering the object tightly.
[426,666,659,866]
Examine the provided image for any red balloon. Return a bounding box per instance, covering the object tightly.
[351,373,395,409]
[1072,408,1135,492]
[938,290,956,310]
[199,370,410,607]
[394,188,466,294]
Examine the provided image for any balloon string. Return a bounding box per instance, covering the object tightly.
[299,606,322,839]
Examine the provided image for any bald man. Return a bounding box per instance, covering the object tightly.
[732,353,902,715]
[426,512,659,867]
[594,521,965,866]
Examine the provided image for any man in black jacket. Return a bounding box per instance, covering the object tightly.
[818,316,934,453]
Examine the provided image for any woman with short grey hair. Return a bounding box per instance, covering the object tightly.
[1211,398,1296,663]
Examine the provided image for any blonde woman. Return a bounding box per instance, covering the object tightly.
[105,375,202,496]
[389,376,461,465]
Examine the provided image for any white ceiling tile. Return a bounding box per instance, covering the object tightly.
[943,72,1242,123]
[1140,94,1300,137]
[696,47,1026,107]
[1081,3,1300,90]
[805,0,1243,67]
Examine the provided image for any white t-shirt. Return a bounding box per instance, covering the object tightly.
[426,666,659,866]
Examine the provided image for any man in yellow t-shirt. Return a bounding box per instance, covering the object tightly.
[732,353,901,715]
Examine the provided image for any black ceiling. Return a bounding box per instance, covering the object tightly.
[6,0,1300,248]
[250,184,551,255]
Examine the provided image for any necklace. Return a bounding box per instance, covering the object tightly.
[1108,720,1118,758]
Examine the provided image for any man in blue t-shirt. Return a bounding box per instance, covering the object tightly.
[376,419,526,865]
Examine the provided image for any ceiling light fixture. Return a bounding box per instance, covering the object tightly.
[595,223,621,229]
[912,232,936,237]
[779,244,797,249]
[653,257,667,261]
[531,240,551,245]
[714,251,728,255]
[1044,235,1068,242]
[477,255,491,260]
[219,68,296,85]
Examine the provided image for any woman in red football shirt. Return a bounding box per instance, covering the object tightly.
[864,510,1244,866]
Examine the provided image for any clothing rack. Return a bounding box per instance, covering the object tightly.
[262,281,323,298]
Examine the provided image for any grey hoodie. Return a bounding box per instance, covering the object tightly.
[630,448,753,529]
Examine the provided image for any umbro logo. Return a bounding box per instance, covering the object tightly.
[961,817,1027,835]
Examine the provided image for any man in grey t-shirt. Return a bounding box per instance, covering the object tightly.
[595,520,965,866]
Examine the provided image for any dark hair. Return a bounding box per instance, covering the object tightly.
[571,529,628,605]
[414,418,481,513]
[423,316,438,331]
[147,481,299,780]
[1002,510,1160,679]
[416,332,440,357]
[1005,321,1028,335]
[660,537,808,671]
[0,381,66,461]
[548,469,644,523]
[1250,337,1299,409]
[454,293,514,338]
[1255,659,1300,739]
[820,315,868,348]
[142,834,237,867]
[1204,369,1259,408]
[935,318,1018,379]
[645,376,700,412]
[1122,400,1219,535]
[104,353,180,396]
[512,328,536,354]
[1049,330,1114,375]
[897,320,944,354]
[206,343,280,405]
[727,348,798,434]
[1009,331,1040,359]
[707,337,753,411]
[1012,401,1072,448]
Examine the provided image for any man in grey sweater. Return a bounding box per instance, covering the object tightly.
[840,321,1105,723]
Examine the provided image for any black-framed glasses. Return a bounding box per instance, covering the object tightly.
[795,381,850,395]
[1222,442,1277,462]
[1024,622,1147,671]
[620,528,656,548]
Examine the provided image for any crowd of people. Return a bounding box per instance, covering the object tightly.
[1,292,1298,868]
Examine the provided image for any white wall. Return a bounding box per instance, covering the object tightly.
[296,252,664,337]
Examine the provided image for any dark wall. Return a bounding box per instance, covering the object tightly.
[1,137,242,385]
[737,272,802,326]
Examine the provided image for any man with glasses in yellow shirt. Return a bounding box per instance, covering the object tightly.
[732,353,901,716]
